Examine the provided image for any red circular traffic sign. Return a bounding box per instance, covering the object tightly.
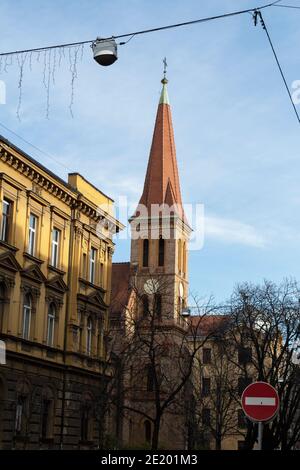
[241,381,279,422]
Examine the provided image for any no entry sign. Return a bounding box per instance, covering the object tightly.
[241,381,279,422]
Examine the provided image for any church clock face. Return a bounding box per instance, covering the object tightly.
[144,279,159,295]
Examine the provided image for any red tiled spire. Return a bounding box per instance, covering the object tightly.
[138,78,185,220]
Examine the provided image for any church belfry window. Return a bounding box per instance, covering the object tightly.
[143,239,149,267]
[158,236,165,266]
[142,295,149,316]
[154,293,162,317]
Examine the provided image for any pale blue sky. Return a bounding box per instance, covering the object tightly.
[0,0,300,303]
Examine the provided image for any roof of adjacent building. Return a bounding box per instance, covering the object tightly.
[138,78,185,220]
[110,262,131,314]
[189,315,230,336]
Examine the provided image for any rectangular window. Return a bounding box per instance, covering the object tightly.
[238,347,252,365]
[47,305,56,347]
[15,396,27,434]
[28,213,37,256]
[47,317,54,346]
[202,408,211,426]
[51,228,60,267]
[238,376,252,396]
[89,248,97,284]
[23,305,31,340]
[1,199,12,242]
[202,377,211,397]
[203,348,211,364]
[15,400,23,433]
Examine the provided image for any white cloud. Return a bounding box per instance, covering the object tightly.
[204,215,265,248]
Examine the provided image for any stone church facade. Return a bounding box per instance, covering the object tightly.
[110,75,193,449]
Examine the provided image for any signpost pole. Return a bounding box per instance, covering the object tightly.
[257,421,263,450]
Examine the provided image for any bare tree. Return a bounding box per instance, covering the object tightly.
[224,279,300,450]
[111,275,217,450]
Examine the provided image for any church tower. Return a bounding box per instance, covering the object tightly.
[111,70,193,449]
[129,71,192,324]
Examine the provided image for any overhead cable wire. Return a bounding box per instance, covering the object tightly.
[0,121,128,216]
[0,1,282,57]
[273,3,300,9]
[0,121,72,171]
[255,10,300,125]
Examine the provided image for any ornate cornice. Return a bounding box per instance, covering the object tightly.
[0,144,77,207]
[77,291,108,311]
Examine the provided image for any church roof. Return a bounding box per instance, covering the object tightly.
[138,78,186,221]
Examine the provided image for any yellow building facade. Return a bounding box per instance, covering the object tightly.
[0,134,123,449]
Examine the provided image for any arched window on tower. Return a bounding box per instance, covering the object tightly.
[143,239,149,267]
[142,295,149,316]
[158,236,165,267]
[154,293,162,318]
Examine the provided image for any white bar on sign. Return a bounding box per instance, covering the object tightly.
[245,397,275,406]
